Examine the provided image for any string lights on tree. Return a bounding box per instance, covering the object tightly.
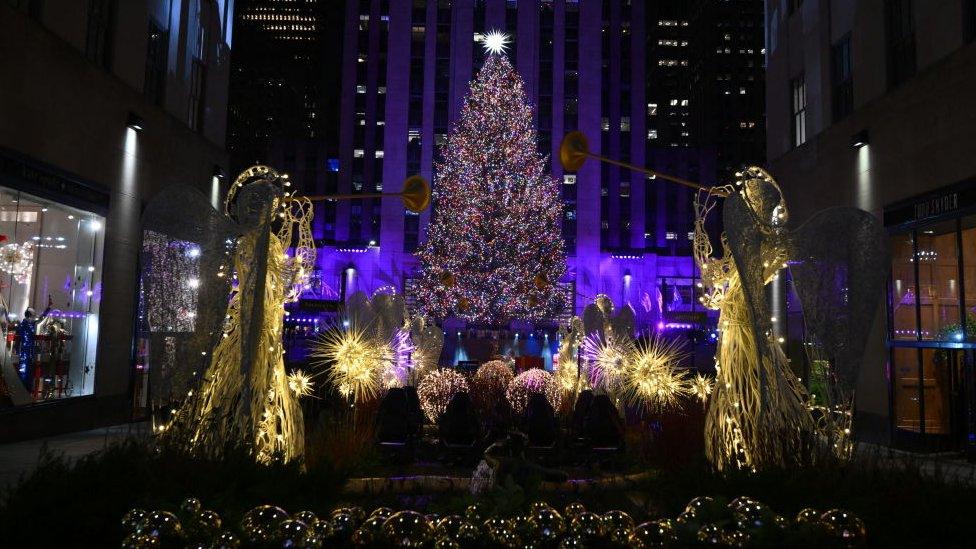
[415,34,566,325]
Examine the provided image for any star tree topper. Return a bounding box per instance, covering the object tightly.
[482,30,510,55]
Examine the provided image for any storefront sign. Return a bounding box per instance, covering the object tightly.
[884,180,976,228]
[295,298,342,312]
[0,147,109,215]
[913,193,959,221]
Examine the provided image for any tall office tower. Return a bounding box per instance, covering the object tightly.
[642,0,764,255]
[645,1,709,256]
[0,0,232,437]
[327,0,707,328]
[228,0,341,240]
[689,0,766,180]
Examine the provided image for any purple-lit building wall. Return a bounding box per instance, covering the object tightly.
[323,0,713,328]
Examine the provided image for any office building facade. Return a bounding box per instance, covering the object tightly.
[0,0,233,439]
[766,0,976,452]
[322,0,750,329]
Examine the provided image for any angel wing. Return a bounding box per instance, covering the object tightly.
[345,291,373,333]
[140,185,239,407]
[609,304,636,339]
[409,317,443,376]
[787,207,889,397]
[370,291,407,343]
[581,303,606,340]
[723,190,788,376]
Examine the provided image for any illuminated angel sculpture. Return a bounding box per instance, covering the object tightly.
[694,167,887,470]
[145,166,315,463]
[694,170,813,471]
[558,131,888,472]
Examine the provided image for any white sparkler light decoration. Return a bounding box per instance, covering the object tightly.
[482,30,510,55]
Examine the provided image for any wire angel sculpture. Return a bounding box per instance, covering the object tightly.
[143,166,315,464]
[694,167,887,471]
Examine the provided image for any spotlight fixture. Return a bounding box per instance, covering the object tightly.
[850,129,869,149]
[212,165,225,179]
[127,112,145,132]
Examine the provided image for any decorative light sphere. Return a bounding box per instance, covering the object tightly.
[417,369,470,422]
[506,368,561,414]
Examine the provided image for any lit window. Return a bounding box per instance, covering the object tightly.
[665,232,677,240]
[377,86,387,94]
[356,85,366,93]
[648,129,658,139]
[669,99,678,106]
[740,87,747,94]
[680,99,689,106]
[5,186,105,406]
[375,150,384,158]
[601,117,609,131]
[648,103,658,116]
[620,117,630,131]
[354,149,364,158]
[563,175,577,185]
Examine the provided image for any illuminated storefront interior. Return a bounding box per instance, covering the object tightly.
[886,184,976,452]
[0,186,104,406]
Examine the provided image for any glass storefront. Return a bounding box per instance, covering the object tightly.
[0,186,104,406]
[885,188,976,453]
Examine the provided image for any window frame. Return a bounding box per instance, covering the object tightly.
[790,73,807,148]
[831,33,853,122]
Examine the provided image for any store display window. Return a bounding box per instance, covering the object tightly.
[0,186,104,405]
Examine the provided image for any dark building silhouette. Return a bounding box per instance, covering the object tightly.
[227,0,342,240]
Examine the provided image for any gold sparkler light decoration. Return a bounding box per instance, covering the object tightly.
[554,355,588,395]
[582,332,636,394]
[689,372,714,405]
[417,369,469,422]
[287,369,315,398]
[622,337,690,413]
[506,368,562,414]
[311,327,386,404]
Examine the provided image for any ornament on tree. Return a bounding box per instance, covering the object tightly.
[415,42,566,325]
[439,271,456,288]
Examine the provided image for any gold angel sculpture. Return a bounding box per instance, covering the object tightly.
[693,168,814,471]
[560,132,889,472]
[166,166,315,463]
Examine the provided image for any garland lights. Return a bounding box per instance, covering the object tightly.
[415,44,566,324]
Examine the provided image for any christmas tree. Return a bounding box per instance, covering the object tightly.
[416,36,566,325]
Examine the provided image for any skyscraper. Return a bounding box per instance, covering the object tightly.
[643,0,765,254]
[321,0,761,329]
[228,0,342,239]
[0,0,233,439]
